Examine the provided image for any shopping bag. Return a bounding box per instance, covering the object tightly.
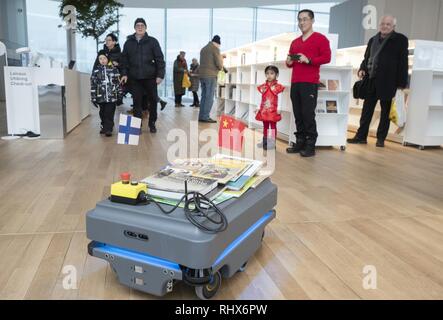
[217,70,226,86]
[182,73,191,88]
[389,90,406,127]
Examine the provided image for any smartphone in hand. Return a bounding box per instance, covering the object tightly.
[289,54,301,61]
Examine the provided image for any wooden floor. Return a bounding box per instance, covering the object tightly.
[0,101,443,300]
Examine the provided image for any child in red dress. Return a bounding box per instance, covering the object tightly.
[255,65,285,150]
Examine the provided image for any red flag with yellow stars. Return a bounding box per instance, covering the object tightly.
[218,115,247,152]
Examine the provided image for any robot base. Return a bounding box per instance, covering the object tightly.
[88,210,274,299]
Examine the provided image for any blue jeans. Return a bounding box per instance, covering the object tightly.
[199,77,217,121]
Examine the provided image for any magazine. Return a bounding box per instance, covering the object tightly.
[171,156,251,185]
[141,166,218,199]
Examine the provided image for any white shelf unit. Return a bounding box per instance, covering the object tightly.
[403,70,443,149]
[217,32,352,149]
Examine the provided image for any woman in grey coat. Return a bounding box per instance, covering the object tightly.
[173,51,188,107]
[189,58,200,107]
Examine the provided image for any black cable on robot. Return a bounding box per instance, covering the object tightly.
[143,180,228,234]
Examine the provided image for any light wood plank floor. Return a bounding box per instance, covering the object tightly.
[0,101,442,300]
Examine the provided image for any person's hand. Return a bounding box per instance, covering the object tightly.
[120,76,128,84]
[286,55,293,66]
[358,70,366,79]
[156,77,163,85]
[113,61,119,66]
[298,53,310,64]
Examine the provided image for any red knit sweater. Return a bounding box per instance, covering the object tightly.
[287,32,331,84]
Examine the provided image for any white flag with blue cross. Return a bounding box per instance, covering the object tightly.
[117,114,141,145]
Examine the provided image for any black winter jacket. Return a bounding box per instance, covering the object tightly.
[359,31,409,100]
[120,33,165,80]
[92,44,122,70]
[90,65,122,104]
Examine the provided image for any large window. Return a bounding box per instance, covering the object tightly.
[256,8,297,40]
[213,8,254,50]
[26,2,338,95]
[26,0,67,65]
[166,9,210,97]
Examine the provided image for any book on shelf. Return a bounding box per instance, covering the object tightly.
[326,100,338,113]
[315,100,327,113]
[141,167,218,200]
[319,79,328,91]
[328,79,340,91]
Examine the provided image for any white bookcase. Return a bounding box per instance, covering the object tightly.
[403,70,443,149]
[215,32,352,150]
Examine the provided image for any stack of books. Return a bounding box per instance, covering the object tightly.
[140,154,270,207]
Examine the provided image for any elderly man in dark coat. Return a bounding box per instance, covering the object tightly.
[173,51,188,107]
[347,15,409,147]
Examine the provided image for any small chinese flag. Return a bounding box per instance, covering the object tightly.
[218,115,247,152]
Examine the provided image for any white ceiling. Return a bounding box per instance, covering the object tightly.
[119,0,343,9]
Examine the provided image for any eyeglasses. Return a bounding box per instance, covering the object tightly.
[135,24,146,28]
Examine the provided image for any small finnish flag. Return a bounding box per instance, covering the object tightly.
[117,114,141,145]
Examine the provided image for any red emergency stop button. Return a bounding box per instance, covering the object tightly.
[121,172,131,184]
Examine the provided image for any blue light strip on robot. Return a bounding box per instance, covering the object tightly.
[212,211,273,267]
[96,244,181,272]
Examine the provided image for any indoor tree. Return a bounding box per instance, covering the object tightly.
[59,0,123,51]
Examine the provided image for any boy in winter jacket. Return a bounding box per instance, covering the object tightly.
[91,50,122,137]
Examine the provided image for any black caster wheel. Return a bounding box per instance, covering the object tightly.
[195,271,222,300]
[238,261,248,273]
[340,146,346,151]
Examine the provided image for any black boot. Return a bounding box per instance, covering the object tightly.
[286,135,305,154]
[300,136,316,157]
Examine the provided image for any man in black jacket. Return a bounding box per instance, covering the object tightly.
[120,18,166,133]
[348,15,409,147]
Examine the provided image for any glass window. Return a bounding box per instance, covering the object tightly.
[75,34,97,74]
[213,8,254,50]
[26,0,67,65]
[119,8,164,45]
[299,2,338,14]
[256,8,297,40]
[166,9,210,97]
[259,5,297,10]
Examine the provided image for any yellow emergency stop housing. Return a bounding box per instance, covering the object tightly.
[110,181,147,205]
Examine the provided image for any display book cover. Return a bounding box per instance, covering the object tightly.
[171,155,252,185]
[141,167,219,200]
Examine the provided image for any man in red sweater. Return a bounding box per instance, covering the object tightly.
[286,9,331,157]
